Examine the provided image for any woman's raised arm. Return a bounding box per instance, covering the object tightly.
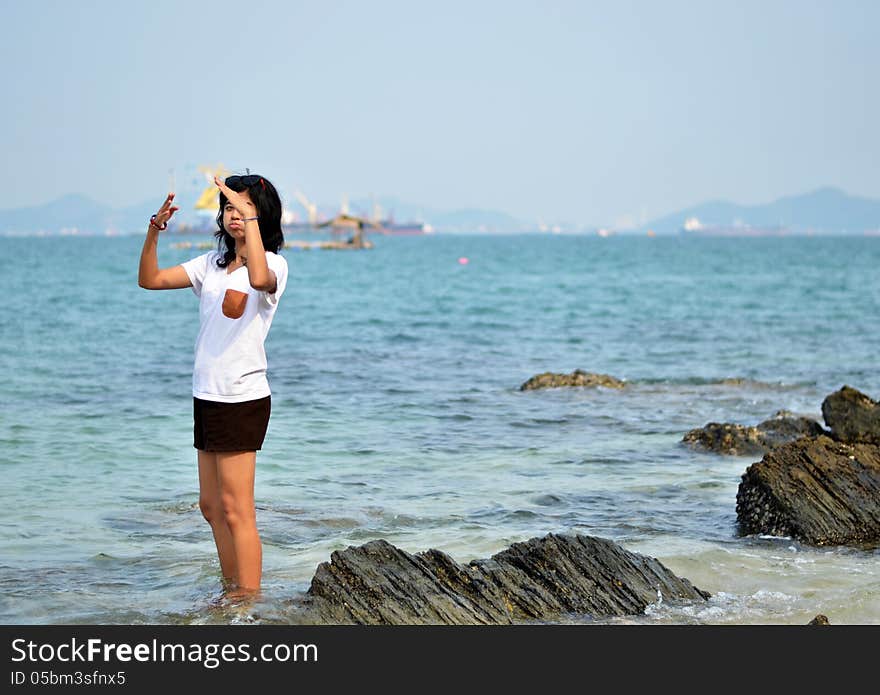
[138,193,192,290]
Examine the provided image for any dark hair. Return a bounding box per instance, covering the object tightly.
[214,174,285,268]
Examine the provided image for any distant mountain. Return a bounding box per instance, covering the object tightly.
[0,194,110,234]
[2,186,878,236]
[0,193,183,236]
[0,190,531,236]
[428,208,527,233]
[641,187,880,235]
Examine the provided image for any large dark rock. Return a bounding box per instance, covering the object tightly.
[520,370,625,391]
[683,411,825,456]
[294,533,709,624]
[736,435,880,546]
[821,386,880,445]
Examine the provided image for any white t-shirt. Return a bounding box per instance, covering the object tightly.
[181,250,288,403]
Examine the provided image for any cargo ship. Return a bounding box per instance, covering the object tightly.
[369,218,433,235]
[362,199,433,235]
[286,191,432,234]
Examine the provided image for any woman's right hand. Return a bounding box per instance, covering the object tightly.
[151,193,180,230]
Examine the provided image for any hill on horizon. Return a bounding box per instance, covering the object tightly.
[0,186,878,236]
[640,187,880,235]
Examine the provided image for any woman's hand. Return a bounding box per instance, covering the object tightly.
[152,193,179,230]
[214,176,252,216]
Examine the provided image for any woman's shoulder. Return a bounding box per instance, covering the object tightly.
[189,250,223,266]
[265,250,288,267]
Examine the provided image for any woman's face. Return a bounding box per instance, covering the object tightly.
[223,189,257,240]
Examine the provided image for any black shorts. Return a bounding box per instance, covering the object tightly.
[193,396,271,452]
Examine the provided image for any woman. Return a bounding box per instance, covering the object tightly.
[138,173,288,599]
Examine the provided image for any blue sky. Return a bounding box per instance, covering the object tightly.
[2,0,877,227]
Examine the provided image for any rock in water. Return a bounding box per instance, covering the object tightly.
[821,386,880,445]
[683,411,825,456]
[520,370,625,391]
[736,435,880,546]
[296,533,708,625]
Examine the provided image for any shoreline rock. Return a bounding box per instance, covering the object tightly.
[683,411,825,456]
[520,370,626,391]
[735,435,880,546]
[821,386,880,445]
[293,533,709,625]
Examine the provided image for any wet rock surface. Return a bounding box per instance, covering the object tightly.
[293,533,709,624]
[735,435,880,546]
[520,370,626,391]
[683,411,825,456]
[821,386,880,445]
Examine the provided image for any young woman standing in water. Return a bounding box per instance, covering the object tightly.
[138,173,288,599]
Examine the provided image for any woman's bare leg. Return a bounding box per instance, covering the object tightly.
[197,450,238,585]
[216,450,262,592]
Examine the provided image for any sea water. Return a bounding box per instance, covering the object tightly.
[0,233,877,624]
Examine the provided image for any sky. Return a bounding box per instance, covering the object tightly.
[2,0,877,227]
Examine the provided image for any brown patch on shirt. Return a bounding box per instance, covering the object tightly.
[222,289,248,319]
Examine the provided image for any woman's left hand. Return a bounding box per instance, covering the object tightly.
[214,175,251,216]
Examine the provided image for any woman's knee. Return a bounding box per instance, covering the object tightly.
[219,492,255,530]
[199,495,222,524]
